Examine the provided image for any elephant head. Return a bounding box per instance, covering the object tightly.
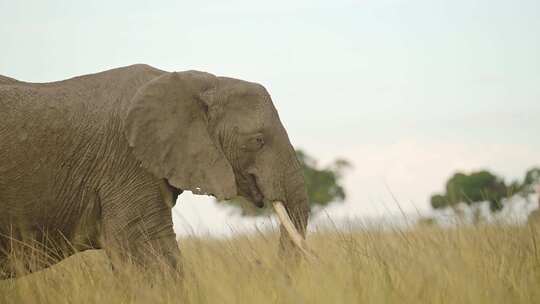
[124,71,311,256]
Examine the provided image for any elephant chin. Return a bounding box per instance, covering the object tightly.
[234,174,265,208]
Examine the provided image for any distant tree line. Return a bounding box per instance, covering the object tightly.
[430,167,540,212]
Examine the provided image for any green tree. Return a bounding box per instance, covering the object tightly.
[429,194,447,210]
[431,170,508,212]
[229,149,350,216]
[517,167,540,198]
[296,150,350,208]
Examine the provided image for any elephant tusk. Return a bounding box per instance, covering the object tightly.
[272,201,317,260]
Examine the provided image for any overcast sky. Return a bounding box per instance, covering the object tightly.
[2,0,539,235]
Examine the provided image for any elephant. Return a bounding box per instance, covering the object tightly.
[0,64,311,279]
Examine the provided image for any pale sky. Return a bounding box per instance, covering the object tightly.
[2,0,539,236]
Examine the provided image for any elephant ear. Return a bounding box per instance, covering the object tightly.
[124,71,237,201]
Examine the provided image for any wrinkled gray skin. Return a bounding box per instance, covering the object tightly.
[0,65,309,279]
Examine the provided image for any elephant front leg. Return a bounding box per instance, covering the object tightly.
[0,254,12,280]
[101,218,183,278]
[99,190,182,278]
[140,235,183,278]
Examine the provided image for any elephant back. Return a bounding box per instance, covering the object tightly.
[0,65,165,211]
[0,75,20,85]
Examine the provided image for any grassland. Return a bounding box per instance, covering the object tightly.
[1,223,540,303]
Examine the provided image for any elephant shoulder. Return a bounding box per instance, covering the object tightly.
[64,64,165,87]
[0,64,164,90]
[111,64,165,75]
[0,65,167,120]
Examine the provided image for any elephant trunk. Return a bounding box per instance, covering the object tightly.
[273,163,315,259]
[273,201,314,259]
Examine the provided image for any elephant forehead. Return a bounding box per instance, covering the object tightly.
[221,98,270,132]
[218,78,269,104]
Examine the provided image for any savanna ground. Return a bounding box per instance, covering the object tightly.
[1,222,540,304]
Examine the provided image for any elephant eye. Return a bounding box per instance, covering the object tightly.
[241,133,265,151]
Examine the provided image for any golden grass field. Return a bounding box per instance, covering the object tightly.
[1,223,540,304]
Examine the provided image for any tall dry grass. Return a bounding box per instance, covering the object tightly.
[1,223,540,303]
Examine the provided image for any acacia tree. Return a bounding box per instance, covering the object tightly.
[518,168,540,198]
[229,149,350,216]
[430,170,508,212]
[431,167,540,213]
[295,150,350,208]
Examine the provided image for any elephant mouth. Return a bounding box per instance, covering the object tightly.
[246,174,265,208]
